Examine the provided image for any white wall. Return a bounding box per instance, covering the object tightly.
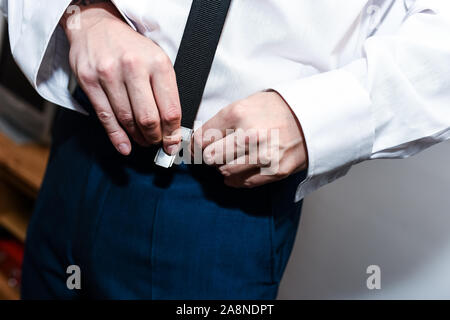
[278,141,450,299]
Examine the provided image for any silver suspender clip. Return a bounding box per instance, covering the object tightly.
[154,126,193,168]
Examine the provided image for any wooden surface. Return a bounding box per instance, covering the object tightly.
[0,181,31,242]
[0,132,49,198]
[0,131,49,300]
[0,131,49,241]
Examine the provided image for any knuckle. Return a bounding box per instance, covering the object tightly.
[78,68,98,86]
[227,102,246,122]
[138,116,159,131]
[152,53,171,72]
[117,111,135,128]
[161,106,181,124]
[144,127,162,143]
[96,110,114,123]
[121,52,142,71]
[96,59,117,80]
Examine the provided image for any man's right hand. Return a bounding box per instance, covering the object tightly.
[61,2,182,156]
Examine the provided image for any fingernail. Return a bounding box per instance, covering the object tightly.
[118,143,131,155]
[166,144,179,155]
[204,153,214,165]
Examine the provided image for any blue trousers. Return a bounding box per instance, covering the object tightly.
[21,88,304,300]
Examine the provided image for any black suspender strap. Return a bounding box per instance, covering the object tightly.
[155,0,232,167]
[176,0,232,128]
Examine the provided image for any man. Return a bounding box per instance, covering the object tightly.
[0,0,449,299]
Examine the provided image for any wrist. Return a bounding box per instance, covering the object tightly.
[60,1,124,42]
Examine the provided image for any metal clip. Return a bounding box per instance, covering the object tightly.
[154,127,193,168]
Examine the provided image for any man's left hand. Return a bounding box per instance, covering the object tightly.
[192,91,308,188]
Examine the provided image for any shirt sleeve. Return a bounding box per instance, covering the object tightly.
[3,0,85,112]
[3,0,133,115]
[272,0,450,202]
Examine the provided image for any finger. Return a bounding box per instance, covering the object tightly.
[224,168,282,189]
[190,125,226,160]
[151,67,182,155]
[125,74,163,145]
[223,167,261,189]
[218,155,260,177]
[192,107,236,153]
[226,160,293,188]
[80,82,132,155]
[100,77,148,147]
[238,173,276,188]
[203,130,259,166]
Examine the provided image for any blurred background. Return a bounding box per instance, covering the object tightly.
[278,140,450,299]
[0,17,54,299]
[0,15,449,300]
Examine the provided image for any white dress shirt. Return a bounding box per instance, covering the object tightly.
[1,0,449,202]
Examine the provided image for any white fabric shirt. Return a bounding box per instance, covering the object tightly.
[1,0,449,202]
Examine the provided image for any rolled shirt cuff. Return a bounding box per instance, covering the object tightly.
[271,60,374,201]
